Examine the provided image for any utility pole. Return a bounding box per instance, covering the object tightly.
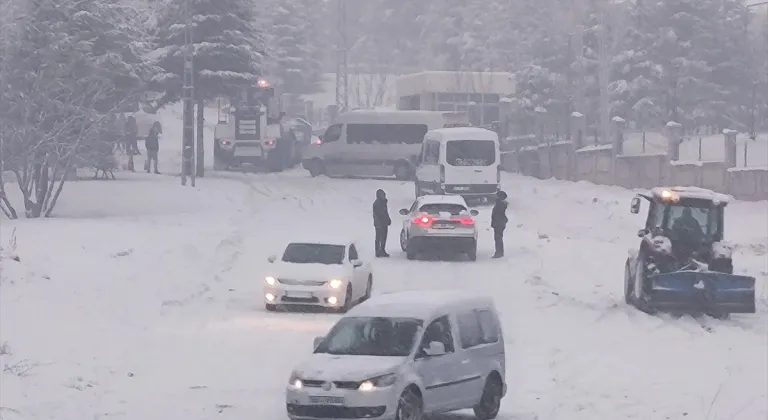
[181,0,195,187]
[598,6,610,145]
[335,0,349,114]
[747,1,768,139]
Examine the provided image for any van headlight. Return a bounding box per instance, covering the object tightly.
[358,373,397,391]
[329,279,343,289]
[265,276,276,286]
[288,372,303,389]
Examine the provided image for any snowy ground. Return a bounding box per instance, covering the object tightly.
[1,165,766,420]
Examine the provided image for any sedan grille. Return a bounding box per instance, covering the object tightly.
[277,278,326,286]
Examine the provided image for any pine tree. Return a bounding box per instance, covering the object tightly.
[151,0,266,104]
[265,0,323,95]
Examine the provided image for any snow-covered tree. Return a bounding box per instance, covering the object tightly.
[151,0,266,175]
[0,0,153,218]
[151,0,266,104]
[264,0,323,95]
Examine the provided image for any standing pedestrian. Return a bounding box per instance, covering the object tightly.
[491,190,508,258]
[145,122,161,174]
[373,189,391,257]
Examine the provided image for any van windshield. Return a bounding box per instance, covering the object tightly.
[314,317,423,356]
[446,140,496,166]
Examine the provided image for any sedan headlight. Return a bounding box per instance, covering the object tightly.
[329,278,343,289]
[265,276,276,286]
[358,373,397,391]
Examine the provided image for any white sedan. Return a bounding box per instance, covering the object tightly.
[399,195,479,261]
[264,239,373,312]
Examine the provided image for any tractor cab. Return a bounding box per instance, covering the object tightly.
[624,186,755,316]
[630,187,728,260]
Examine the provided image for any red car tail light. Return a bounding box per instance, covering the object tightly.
[412,214,434,227]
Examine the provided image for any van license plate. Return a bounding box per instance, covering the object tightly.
[309,396,344,405]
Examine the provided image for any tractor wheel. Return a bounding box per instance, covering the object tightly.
[632,258,656,314]
[624,262,634,305]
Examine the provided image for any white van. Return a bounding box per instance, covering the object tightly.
[415,127,501,200]
[302,110,467,180]
[286,290,506,420]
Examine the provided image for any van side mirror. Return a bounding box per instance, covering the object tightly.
[267,255,276,263]
[399,209,409,215]
[423,341,446,357]
[313,336,324,349]
[469,209,479,216]
[630,197,641,214]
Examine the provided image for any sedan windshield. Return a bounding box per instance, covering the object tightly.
[314,317,423,357]
[282,243,345,265]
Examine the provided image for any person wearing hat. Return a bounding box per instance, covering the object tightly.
[491,190,508,258]
[372,189,392,257]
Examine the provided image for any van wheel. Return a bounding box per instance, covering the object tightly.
[396,388,423,420]
[473,376,503,420]
[394,163,412,180]
[414,183,423,197]
[308,159,325,177]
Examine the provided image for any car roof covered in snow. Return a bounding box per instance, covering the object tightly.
[346,290,496,320]
[426,127,499,141]
[417,194,469,207]
[648,186,731,205]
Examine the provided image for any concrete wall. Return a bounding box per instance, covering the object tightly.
[502,135,767,201]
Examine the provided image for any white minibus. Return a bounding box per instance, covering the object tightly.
[302,110,466,179]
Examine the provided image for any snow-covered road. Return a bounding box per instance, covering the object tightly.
[0,170,766,420]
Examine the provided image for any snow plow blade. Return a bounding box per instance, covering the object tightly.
[647,271,756,314]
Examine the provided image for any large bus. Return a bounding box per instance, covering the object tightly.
[301,110,467,179]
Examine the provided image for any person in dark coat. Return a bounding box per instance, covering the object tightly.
[144,122,161,174]
[491,190,508,258]
[373,189,392,257]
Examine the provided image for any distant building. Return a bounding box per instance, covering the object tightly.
[395,71,516,127]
